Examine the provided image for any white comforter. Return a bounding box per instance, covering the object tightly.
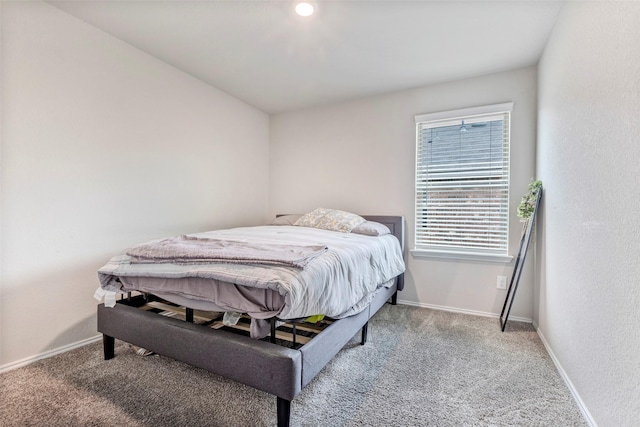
[98,225,405,320]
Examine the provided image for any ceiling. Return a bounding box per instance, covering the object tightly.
[48,1,564,114]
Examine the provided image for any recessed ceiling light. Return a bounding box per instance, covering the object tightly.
[295,1,315,17]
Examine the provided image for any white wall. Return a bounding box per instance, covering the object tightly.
[0,1,269,367]
[536,2,640,426]
[270,67,537,320]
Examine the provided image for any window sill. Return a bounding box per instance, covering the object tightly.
[410,249,514,264]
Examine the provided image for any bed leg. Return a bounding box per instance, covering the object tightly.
[186,308,194,323]
[277,397,291,427]
[391,291,398,305]
[292,322,297,347]
[103,335,115,360]
[270,318,277,344]
[361,322,369,345]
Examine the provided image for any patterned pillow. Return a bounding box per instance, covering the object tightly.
[294,208,366,233]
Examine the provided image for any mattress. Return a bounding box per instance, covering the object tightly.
[98,224,405,322]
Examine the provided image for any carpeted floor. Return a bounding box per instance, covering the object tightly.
[0,304,587,426]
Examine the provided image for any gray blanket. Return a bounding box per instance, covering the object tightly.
[126,235,327,269]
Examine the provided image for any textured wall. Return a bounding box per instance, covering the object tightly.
[536,2,640,425]
[270,67,537,320]
[0,1,269,367]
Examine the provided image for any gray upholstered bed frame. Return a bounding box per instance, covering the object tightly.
[97,215,405,427]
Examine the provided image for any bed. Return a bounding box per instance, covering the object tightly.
[96,211,405,427]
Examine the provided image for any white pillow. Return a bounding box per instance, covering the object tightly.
[351,221,391,236]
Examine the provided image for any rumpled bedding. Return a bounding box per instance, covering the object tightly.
[98,225,405,328]
[127,234,327,269]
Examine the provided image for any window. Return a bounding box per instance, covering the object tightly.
[413,103,513,262]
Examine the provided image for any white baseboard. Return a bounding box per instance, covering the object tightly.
[536,328,597,427]
[0,335,102,374]
[396,299,532,323]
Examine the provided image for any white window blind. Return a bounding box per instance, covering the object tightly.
[414,103,512,258]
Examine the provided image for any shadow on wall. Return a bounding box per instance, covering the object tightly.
[533,194,546,327]
[46,311,99,352]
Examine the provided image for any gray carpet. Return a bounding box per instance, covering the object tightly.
[0,305,587,426]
